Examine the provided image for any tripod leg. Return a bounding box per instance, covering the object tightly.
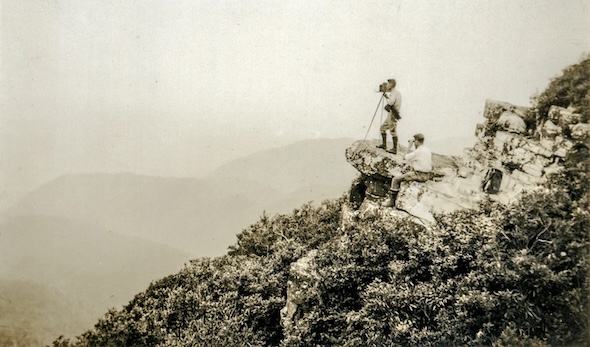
[364,94,385,140]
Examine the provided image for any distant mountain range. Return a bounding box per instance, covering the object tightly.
[210,137,360,194]
[0,137,358,345]
[5,137,359,256]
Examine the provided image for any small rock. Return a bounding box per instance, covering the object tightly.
[521,163,544,177]
[541,120,561,138]
[510,169,545,185]
[280,250,319,330]
[522,140,553,158]
[570,123,590,140]
[543,164,562,176]
[554,148,567,158]
[539,138,554,151]
[395,183,436,224]
[484,99,530,120]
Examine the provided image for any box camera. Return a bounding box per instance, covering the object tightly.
[379,82,389,93]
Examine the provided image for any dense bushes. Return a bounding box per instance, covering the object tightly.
[528,56,590,126]
[55,255,287,347]
[228,198,346,257]
[282,190,588,346]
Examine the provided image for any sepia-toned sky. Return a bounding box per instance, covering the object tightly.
[1,0,589,208]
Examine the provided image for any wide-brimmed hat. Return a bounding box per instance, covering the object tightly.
[413,133,425,141]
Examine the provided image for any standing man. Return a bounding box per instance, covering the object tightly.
[383,133,432,208]
[377,79,402,154]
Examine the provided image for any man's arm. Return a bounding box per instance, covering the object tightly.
[383,91,391,101]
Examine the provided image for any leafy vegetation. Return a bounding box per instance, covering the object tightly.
[53,59,589,346]
[529,56,590,126]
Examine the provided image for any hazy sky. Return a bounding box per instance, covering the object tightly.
[1,0,589,207]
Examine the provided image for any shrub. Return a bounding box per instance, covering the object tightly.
[229,196,346,257]
[62,255,287,347]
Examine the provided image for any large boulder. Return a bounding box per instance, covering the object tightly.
[343,99,586,224]
[345,140,405,179]
[498,111,527,134]
[345,140,460,178]
[345,140,485,222]
[395,180,482,224]
[548,105,582,128]
[483,99,529,121]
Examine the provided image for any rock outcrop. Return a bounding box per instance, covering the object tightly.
[280,250,319,331]
[345,99,587,224]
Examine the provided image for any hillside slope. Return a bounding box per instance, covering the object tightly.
[0,215,188,346]
[0,279,92,347]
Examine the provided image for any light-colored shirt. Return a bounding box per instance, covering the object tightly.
[384,88,402,113]
[405,145,432,172]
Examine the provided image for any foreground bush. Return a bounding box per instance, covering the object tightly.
[282,189,587,346]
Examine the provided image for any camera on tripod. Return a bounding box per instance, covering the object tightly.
[378,82,389,93]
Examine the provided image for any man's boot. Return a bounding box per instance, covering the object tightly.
[388,136,398,154]
[376,133,387,149]
[382,190,399,208]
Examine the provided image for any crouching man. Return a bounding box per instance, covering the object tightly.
[383,133,432,208]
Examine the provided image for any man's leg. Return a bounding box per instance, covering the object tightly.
[377,132,387,149]
[387,120,398,154]
[377,114,392,149]
[388,135,398,154]
[382,189,399,207]
[382,171,420,208]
